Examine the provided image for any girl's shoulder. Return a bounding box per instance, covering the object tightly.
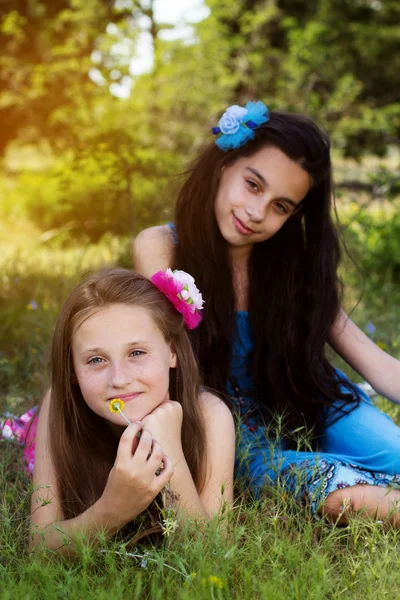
[199,390,234,428]
[132,225,176,277]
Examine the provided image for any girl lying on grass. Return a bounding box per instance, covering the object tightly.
[133,101,400,525]
[25,268,234,555]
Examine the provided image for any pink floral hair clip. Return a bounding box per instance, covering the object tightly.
[150,269,204,329]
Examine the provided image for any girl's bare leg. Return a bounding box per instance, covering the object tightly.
[321,484,400,525]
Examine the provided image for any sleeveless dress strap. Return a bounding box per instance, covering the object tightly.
[167,222,178,245]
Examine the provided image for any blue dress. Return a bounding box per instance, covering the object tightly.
[232,311,400,512]
[167,223,400,512]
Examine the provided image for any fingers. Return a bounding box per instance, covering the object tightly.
[116,424,174,485]
[130,429,141,456]
[133,427,154,463]
[136,437,174,483]
[156,454,174,485]
[116,421,143,462]
[146,440,163,470]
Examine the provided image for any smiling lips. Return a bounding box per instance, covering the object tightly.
[108,392,142,403]
[233,214,254,235]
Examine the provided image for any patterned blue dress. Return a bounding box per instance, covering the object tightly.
[232,311,400,512]
[167,223,400,512]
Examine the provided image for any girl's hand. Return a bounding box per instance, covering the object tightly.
[141,400,184,463]
[99,422,173,528]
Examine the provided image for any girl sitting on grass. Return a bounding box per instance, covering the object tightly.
[27,268,234,555]
[133,101,400,525]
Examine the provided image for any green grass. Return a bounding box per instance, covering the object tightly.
[2,216,400,598]
[3,446,400,599]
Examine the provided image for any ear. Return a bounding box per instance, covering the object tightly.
[169,345,177,369]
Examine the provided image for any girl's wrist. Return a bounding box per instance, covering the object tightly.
[95,495,136,533]
[165,445,185,467]
[168,451,189,483]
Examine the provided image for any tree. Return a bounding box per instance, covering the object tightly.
[0,0,133,155]
[200,0,400,157]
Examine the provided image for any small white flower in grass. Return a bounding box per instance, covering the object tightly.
[161,517,179,537]
[141,553,148,568]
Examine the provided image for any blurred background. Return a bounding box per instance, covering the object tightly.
[0,0,399,413]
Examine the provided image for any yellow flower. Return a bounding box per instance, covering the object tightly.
[208,575,224,589]
[109,398,125,413]
[377,341,387,351]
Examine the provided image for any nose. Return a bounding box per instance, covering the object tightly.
[246,195,268,223]
[109,361,133,389]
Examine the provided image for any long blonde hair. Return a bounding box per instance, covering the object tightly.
[48,268,206,519]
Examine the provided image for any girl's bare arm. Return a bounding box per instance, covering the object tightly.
[132,225,175,277]
[329,309,400,403]
[198,392,235,514]
[141,393,235,520]
[165,393,235,519]
[30,395,173,555]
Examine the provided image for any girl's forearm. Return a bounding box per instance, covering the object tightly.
[165,454,209,520]
[30,498,128,556]
[367,357,400,404]
[330,310,400,404]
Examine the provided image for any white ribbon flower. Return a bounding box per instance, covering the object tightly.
[166,269,204,311]
[218,105,248,135]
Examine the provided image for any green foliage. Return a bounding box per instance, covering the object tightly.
[0,0,135,154]
[1,135,179,241]
[1,0,399,163]
[1,0,399,243]
[342,200,400,284]
[203,0,400,157]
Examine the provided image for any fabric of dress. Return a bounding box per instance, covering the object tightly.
[167,222,400,512]
[1,407,38,475]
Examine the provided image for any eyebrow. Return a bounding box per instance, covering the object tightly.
[245,167,300,209]
[79,341,151,355]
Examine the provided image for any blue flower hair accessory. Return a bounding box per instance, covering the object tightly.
[212,101,269,151]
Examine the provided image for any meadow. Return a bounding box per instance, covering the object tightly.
[2,158,400,599]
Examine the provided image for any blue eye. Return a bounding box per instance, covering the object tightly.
[131,350,145,357]
[88,356,104,365]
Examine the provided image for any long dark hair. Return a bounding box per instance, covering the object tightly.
[49,268,206,519]
[174,110,359,444]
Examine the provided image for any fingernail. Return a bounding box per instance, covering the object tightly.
[135,421,142,425]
